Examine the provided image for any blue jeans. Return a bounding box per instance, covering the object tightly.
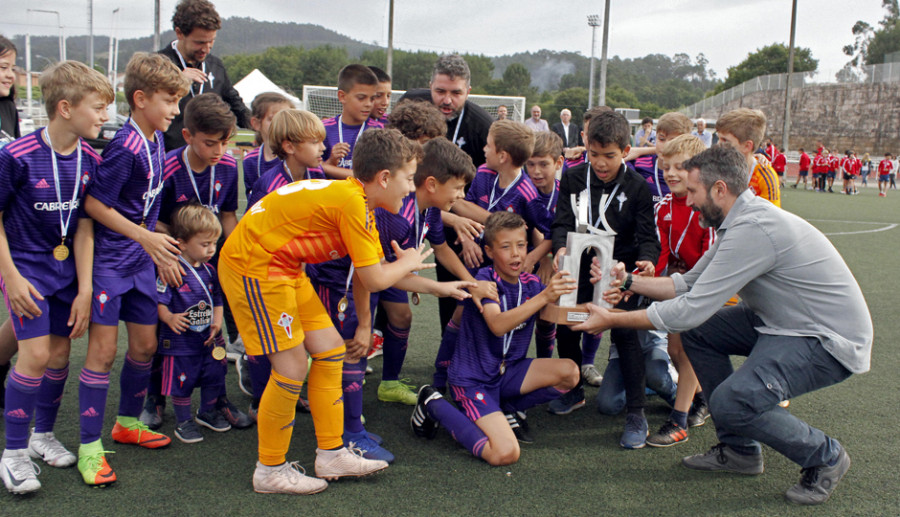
[681,304,852,468]
[596,347,677,415]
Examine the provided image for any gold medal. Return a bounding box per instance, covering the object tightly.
[499,360,506,376]
[337,296,349,314]
[211,346,227,361]
[411,292,420,305]
[139,221,147,229]
[53,244,69,261]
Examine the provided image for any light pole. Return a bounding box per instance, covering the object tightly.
[386,0,394,79]
[108,8,120,86]
[27,9,65,61]
[598,0,611,107]
[587,15,600,109]
[782,0,798,153]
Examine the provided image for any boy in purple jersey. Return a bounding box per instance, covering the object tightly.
[432,121,551,392]
[369,66,392,125]
[79,52,190,487]
[142,92,250,431]
[248,109,326,208]
[562,107,609,173]
[239,108,327,419]
[321,65,382,180]
[0,61,113,494]
[371,137,495,407]
[626,112,693,204]
[243,92,293,199]
[309,134,478,464]
[155,205,227,443]
[411,212,578,464]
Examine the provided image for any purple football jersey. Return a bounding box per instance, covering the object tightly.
[375,192,446,263]
[157,261,223,355]
[89,121,166,275]
[247,162,325,208]
[449,267,544,386]
[465,165,552,237]
[242,146,282,198]
[158,145,239,225]
[628,154,668,202]
[0,129,98,253]
[322,116,383,171]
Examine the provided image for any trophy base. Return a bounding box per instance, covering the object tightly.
[540,303,590,325]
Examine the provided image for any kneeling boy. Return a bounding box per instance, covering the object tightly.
[411,212,578,465]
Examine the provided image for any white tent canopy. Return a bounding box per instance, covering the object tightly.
[234,69,303,109]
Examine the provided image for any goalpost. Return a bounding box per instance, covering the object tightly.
[301,85,526,123]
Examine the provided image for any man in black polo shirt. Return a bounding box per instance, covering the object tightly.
[157,0,250,151]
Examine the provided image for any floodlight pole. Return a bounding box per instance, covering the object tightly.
[108,9,119,85]
[386,0,394,78]
[782,0,797,152]
[587,15,599,109]
[88,0,94,69]
[598,0,611,106]
[154,0,161,51]
[27,9,65,61]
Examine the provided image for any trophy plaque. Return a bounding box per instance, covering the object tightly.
[540,188,617,325]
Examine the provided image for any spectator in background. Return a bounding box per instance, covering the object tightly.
[525,105,549,132]
[692,119,712,148]
[635,117,655,147]
[551,108,582,151]
[496,105,508,121]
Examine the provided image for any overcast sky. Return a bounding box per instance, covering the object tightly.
[1,0,886,79]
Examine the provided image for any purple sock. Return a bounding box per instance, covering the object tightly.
[4,370,41,450]
[248,354,272,407]
[342,359,367,434]
[425,397,488,458]
[34,365,68,433]
[200,384,221,414]
[79,368,109,444]
[670,409,689,429]
[433,321,458,389]
[535,321,556,358]
[501,386,566,414]
[381,323,409,381]
[172,396,192,423]
[147,354,163,399]
[118,355,152,418]
[581,333,602,366]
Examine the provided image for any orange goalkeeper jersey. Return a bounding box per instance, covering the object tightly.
[220,178,383,280]
[749,154,781,207]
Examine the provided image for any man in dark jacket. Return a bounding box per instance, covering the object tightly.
[158,0,250,150]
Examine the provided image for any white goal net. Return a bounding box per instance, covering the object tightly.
[302,85,526,123]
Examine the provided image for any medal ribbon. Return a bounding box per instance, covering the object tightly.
[171,41,206,97]
[183,146,216,211]
[487,169,523,212]
[499,272,523,362]
[585,165,620,230]
[129,119,164,225]
[43,128,82,244]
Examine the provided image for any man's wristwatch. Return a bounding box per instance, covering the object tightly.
[619,272,633,292]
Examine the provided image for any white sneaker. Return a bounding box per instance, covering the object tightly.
[581,364,603,387]
[226,337,245,363]
[252,461,328,495]
[314,447,389,480]
[1,448,41,494]
[28,429,76,467]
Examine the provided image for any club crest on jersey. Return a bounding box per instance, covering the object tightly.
[616,191,628,211]
[506,206,514,212]
[214,180,222,199]
[278,312,294,339]
[179,372,187,388]
[81,172,90,194]
[456,136,466,148]
[97,291,109,313]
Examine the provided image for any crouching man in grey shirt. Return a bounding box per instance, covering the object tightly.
[573,145,873,506]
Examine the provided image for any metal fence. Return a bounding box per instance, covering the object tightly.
[682,61,900,118]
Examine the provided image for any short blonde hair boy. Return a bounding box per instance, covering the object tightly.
[268,109,327,160]
[532,131,563,159]
[170,203,222,242]
[715,108,767,150]
[489,120,534,168]
[40,61,115,121]
[656,112,693,138]
[124,52,191,110]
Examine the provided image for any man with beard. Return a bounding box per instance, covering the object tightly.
[158,0,250,151]
[572,145,872,507]
[400,54,494,331]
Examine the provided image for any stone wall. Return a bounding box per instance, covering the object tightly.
[696,82,900,155]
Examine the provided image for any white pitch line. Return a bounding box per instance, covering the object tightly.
[806,219,899,236]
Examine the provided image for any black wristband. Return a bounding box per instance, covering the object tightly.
[619,272,633,292]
